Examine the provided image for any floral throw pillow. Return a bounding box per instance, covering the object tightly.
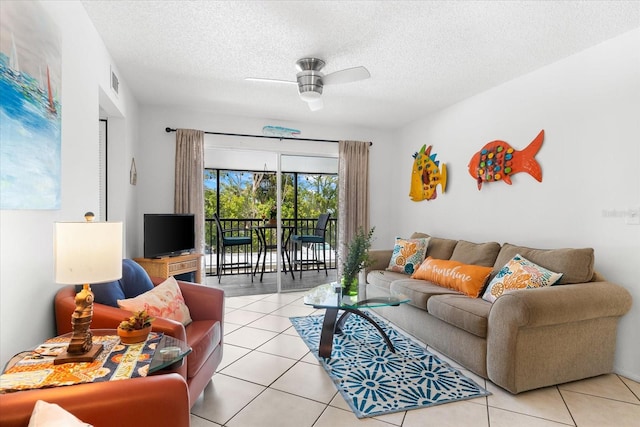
[117,276,192,325]
[482,254,563,303]
[386,237,430,275]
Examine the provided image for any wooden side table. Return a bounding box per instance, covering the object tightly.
[1,330,191,393]
[134,253,202,283]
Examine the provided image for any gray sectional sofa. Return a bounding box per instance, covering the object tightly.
[362,232,632,394]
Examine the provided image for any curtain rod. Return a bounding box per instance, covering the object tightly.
[164,127,372,146]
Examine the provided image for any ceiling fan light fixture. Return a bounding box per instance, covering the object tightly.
[299,89,322,102]
[249,57,369,112]
[296,58,325,72]
[297,70,323,103]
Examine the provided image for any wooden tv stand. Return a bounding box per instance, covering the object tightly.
[134,253,202,283]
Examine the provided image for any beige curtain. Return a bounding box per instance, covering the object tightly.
[338,140,370,278]
[174,129,205,269]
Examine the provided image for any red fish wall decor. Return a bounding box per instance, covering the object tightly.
[468,130,544,190]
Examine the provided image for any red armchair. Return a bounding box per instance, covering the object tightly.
[54,269,224,406]
[0,373,190,427]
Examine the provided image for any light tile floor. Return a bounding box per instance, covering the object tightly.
[191,292,640,427]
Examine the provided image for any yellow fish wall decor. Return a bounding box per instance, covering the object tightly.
[409,145,447,202]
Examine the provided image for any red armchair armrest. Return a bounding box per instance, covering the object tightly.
[0,373,189,427]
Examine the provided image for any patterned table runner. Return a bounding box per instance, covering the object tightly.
[0,332,163,393]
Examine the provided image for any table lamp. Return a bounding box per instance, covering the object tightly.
[53,212,122,365]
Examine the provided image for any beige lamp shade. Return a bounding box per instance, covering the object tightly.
[54,221,123,285]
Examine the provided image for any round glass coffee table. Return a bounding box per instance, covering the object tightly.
[303,283,410,358]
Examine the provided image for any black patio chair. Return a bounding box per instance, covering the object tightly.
[213,213,253,283]
[291,213,330,279]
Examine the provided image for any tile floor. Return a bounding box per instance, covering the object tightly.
[190,292,640,427]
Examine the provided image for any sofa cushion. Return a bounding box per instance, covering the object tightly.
[390,279,460,310]
[121,259,154,298]
[185,320,221,378]
[411,257,493,297]
[91,259,154,307]
[450,240,501,267]
[386,237,430,275]
[427,295,491,338]
[366,270,408,292]
[410,232,458,260]
[493,243,594,284]
[117,276,193,326]
[482,254,563,303]
[91,280,125,307]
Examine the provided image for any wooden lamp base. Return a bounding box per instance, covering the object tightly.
[54,283,103,365]
[54,343,103,365]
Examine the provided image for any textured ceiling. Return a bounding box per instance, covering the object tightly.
[82,1,640,130]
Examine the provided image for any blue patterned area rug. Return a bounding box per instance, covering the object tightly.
[290,312,490,418]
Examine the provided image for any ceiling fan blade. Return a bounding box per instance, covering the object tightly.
[307,97,323,111]
[245,77,297,85]
[323,66,370,85]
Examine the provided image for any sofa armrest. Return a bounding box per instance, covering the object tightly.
[489,281,632,328]
[151,277,225,323]
[487,281,632,393]
[180,281,224,323]
[365,249,393,274]
[0,373,190,427]
[55,286,187,342]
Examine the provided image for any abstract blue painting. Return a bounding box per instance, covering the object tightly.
[0,2,61,209]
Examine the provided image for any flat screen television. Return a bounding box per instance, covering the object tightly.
[144,214,195,258]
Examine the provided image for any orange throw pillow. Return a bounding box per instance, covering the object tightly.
[411,257,492,297]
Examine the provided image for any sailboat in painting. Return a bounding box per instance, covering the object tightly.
[1,32,59,118]
[10,33,20,73]
[0,1,62,210]
[46,66,56,115]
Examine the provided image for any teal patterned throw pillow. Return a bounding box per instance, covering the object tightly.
[482,254,563,303]
[386,237,430,275]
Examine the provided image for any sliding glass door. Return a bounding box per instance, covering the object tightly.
[279,154,338,292]
[203,146,338,294]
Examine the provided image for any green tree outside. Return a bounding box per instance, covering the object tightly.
[204,169,337,254]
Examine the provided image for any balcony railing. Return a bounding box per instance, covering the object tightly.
[204,217,338,277]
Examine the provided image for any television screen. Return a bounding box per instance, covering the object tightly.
[144,214,195,258]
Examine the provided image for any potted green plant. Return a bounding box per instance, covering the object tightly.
[117,310,154,344]
[269,204,277,225]
[341,227,375,296]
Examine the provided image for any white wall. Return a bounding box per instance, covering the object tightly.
[135,106,396,254]
[392,29,640,381]
[0,1,139,367]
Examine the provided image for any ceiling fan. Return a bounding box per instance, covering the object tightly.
[246,58,370,111]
